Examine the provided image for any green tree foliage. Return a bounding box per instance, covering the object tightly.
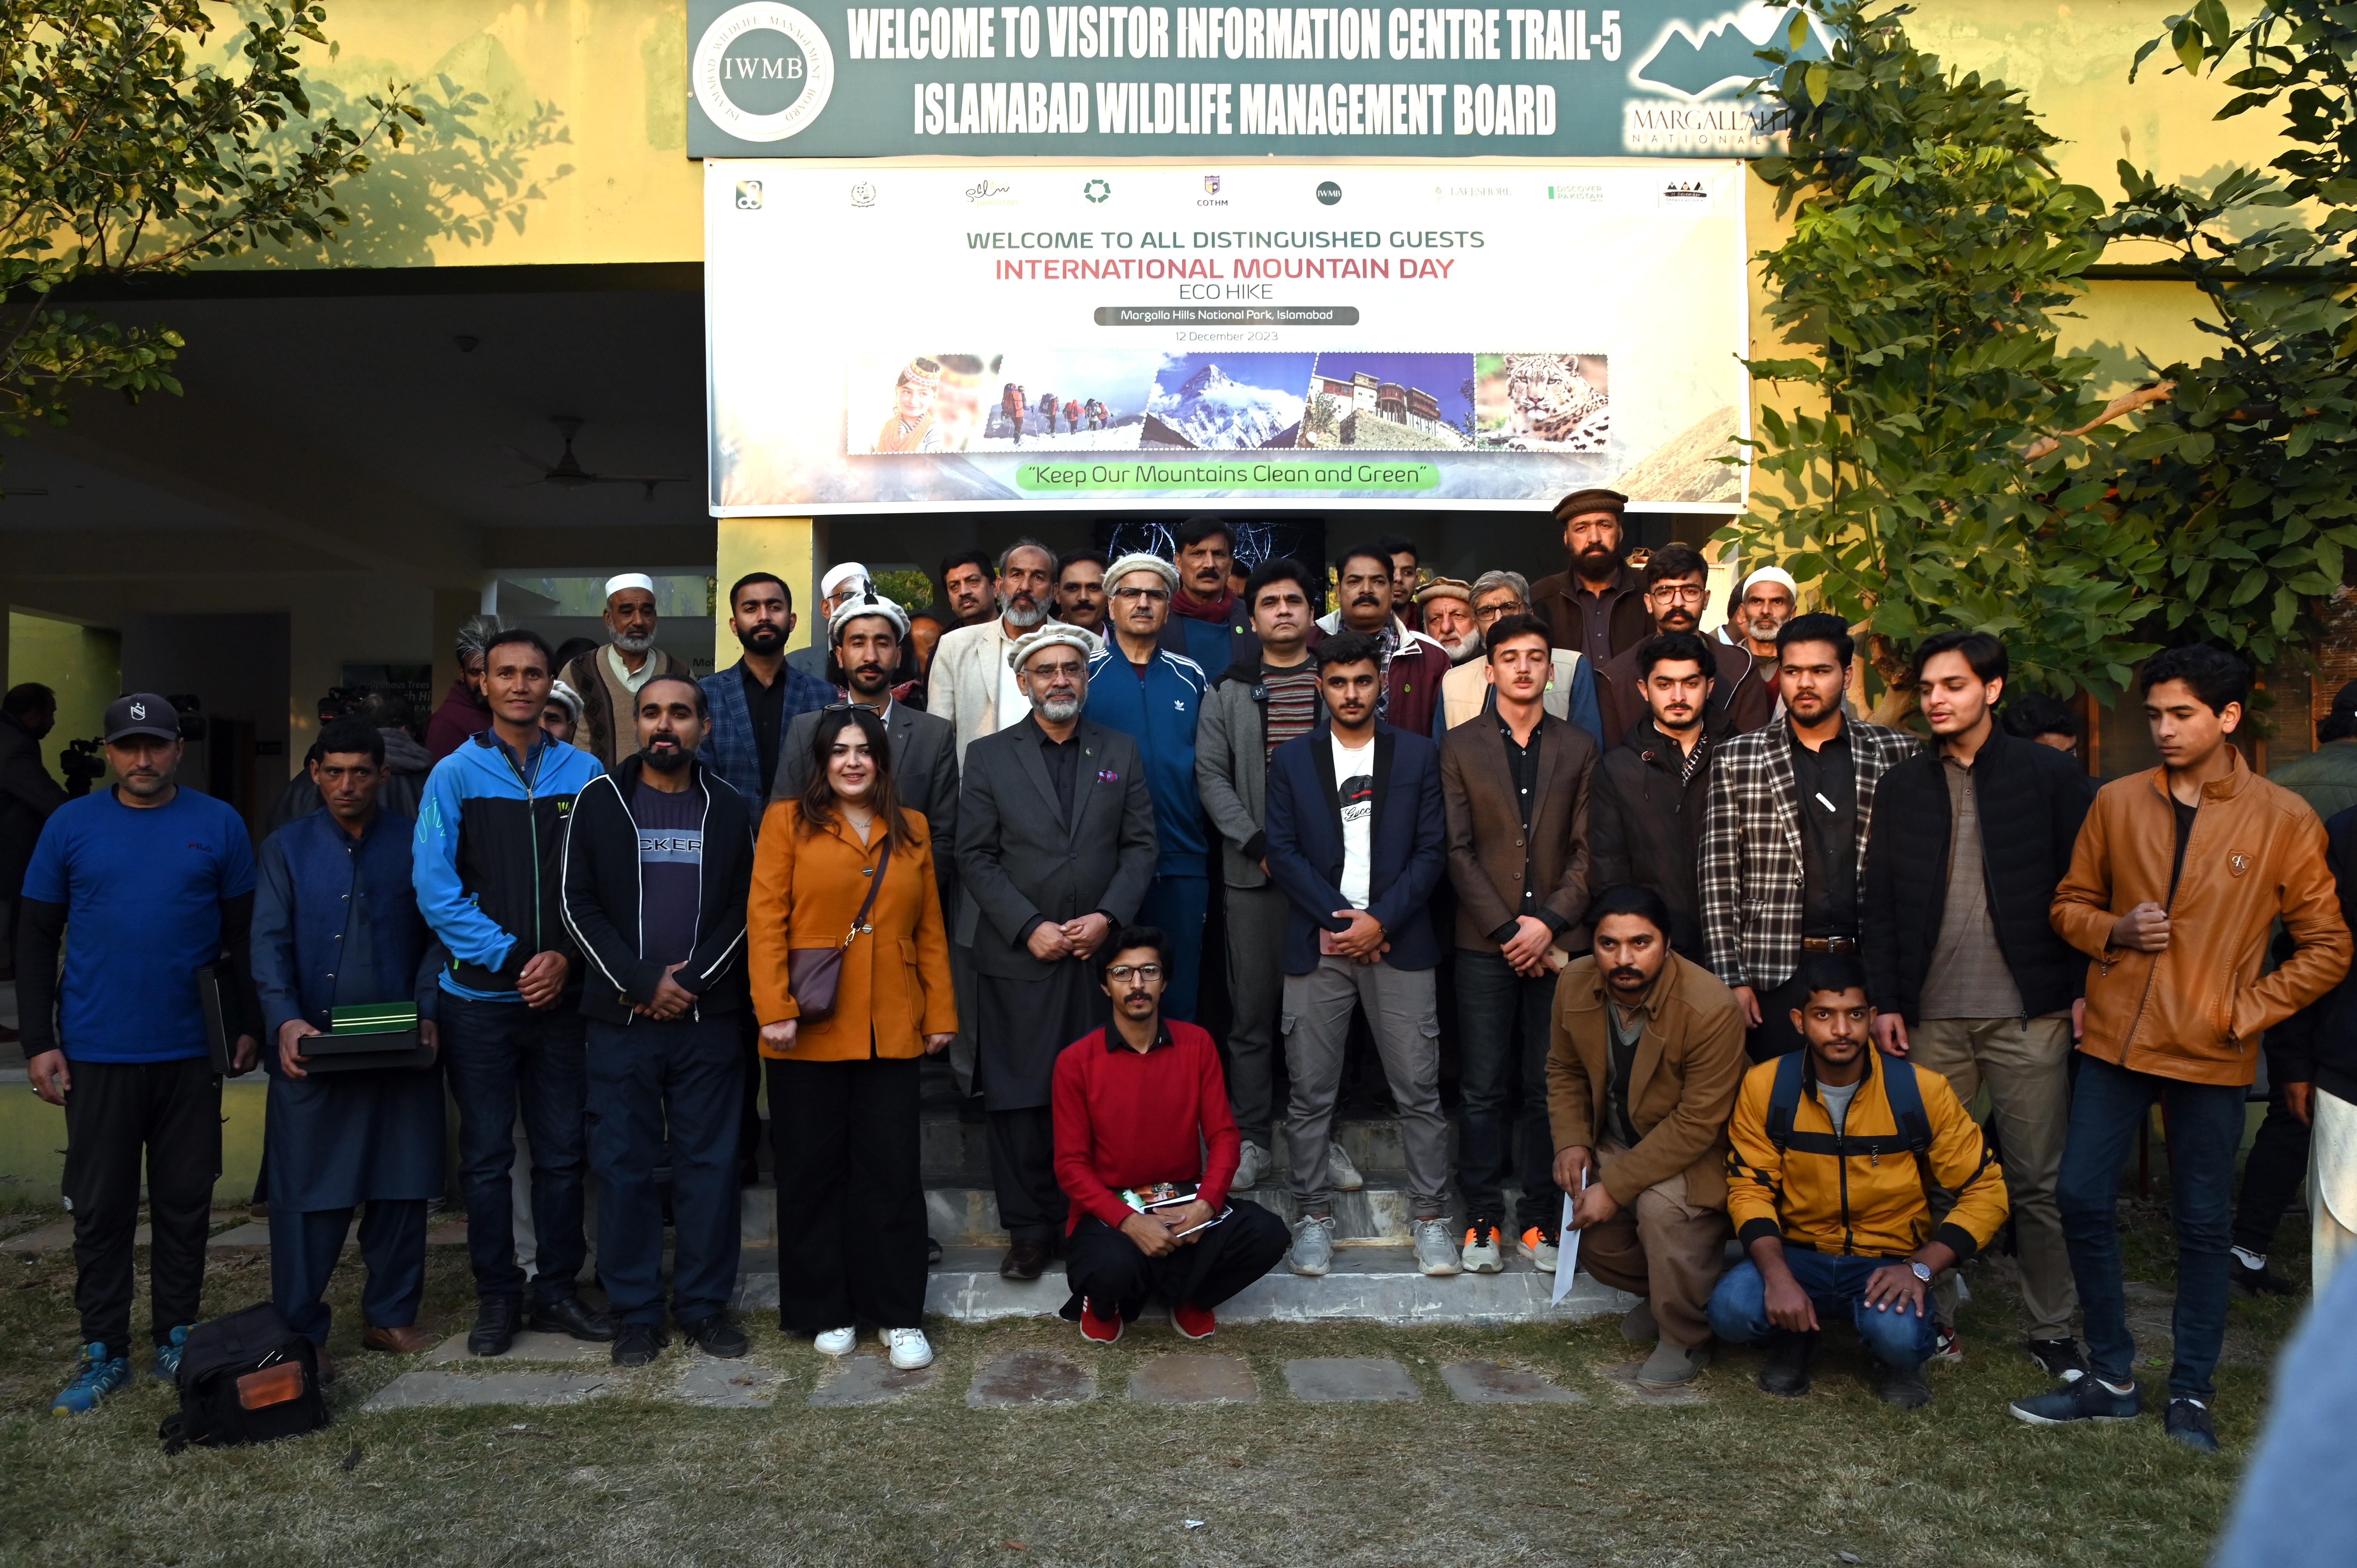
[1739,0,2157,709]
[2103,0,2357,670]
[0,2,411,453]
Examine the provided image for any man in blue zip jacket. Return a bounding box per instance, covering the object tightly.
[1087,551,1211,1020]
[255,715,445,1372]
[413,626,611,1357]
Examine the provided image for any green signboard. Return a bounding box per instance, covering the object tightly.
[687,0,1824,159]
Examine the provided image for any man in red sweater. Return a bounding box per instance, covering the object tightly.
[1053,926,1292,1342]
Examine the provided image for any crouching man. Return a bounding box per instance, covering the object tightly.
[1053,927,1290,1344]
[1709,956,2009,1408]
[1549,885,1746,1392]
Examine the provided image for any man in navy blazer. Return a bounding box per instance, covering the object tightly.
[1263,630,1461,1279]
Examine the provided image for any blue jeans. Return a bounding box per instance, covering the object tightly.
[440,994,590,1303]
[586,1015,744,1326]
[1453,948,1560,1231]
[1136,874,1210,1022]
[269,1201,426,1346]
[1709,1250,1942,1368]
[2058,1052,2244,1401]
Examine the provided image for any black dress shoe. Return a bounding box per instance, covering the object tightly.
[468,1295,521,1358]
[1000,1238,1050,1281]
[679,1315,750,1358]
[528,1295,618,1342]
[1758,1331,1818,1397]
[2230,1256,2299,1296]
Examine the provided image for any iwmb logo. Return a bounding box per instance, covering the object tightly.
[693,3,836,142]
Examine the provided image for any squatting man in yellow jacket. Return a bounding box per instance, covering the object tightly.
[1708,953,2010,1409]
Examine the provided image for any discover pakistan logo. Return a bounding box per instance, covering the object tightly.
[692,2,836,142]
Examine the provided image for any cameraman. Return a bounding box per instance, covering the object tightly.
[23,694,260,1415]
[0,683,66,1004]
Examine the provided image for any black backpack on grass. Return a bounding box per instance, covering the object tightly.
[159,1302,328,1453]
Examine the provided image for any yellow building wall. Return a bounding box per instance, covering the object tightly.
[8,613,122,778]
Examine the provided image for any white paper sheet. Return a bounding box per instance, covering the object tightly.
[1551,1169,1588,1305]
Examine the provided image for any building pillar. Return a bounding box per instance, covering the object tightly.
[714,516,815,672]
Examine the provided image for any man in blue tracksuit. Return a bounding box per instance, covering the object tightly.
[1086,551,1211,1019]
[413,626,610,1357]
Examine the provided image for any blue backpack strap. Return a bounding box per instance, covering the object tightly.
[1880,1055,1933,1155]
[1765,1050,1808,1153]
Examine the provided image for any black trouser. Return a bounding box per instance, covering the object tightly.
[987,1105,1066,1244]
[1454,948,1562,1232]
[61,1056,221,1360]
[736,1011,765,1180]
[1744,969,1817,1063]
[439,994,590,1304]
[770,1056,928,1332]
[590,1017,743,1328]
[2234,1087,2313,1255]
[1060,1202,1291,1321]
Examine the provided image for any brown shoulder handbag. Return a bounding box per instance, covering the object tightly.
[786,836,891,1024]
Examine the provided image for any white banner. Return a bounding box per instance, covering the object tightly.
[706,158,1750,513]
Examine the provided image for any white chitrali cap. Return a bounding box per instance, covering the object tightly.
[1104,551,1178,593]
[604,572,657,600]
[821,561,871,599]
[829,591,910,643]
[1007,624,1097,671]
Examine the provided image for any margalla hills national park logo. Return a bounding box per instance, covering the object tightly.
[1623,2,1827,154]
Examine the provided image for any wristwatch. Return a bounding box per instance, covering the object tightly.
[1908,1259,1933,1284]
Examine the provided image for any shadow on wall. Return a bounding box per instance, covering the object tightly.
[225,32,575,268]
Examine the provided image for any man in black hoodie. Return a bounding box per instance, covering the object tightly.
[560,677,756,1368]
[1591,632,1725,959]
[1862,630,2094,1379]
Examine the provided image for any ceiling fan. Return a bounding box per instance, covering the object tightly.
[505,416,691,502]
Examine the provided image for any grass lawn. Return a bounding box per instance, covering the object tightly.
[0,1196,2306,1568]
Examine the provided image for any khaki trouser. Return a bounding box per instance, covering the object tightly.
[1909,1014,2076,1340]
[1576,1147,1730,1351]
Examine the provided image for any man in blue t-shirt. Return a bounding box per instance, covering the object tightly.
[21,693,260,1414]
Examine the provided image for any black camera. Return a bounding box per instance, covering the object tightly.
[60,738,106,796]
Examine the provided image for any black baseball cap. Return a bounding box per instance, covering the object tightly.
[104,693,180,743]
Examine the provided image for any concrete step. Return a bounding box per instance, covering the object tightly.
[742,1182,1541,1250]
[735,1245,1633,1326]
[912,1110,1461,1184]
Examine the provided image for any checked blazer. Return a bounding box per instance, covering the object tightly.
[1698,717,1920,992]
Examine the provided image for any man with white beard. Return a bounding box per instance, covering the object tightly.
[1417,579,1482,664]
[559,574,693,772]
[927,540,1094,766]
[1715,567,1798,733]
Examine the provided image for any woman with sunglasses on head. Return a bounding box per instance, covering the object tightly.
[748,706,956,1370]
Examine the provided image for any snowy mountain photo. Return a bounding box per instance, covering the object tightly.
[1144,354,1313,449]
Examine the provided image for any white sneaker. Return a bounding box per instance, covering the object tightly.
[885,1328,934,1370]
[1520,1227,1560,1273]
[1290,1213,1336,1277]
[813,1326,857,1357]
[1232,1141,1273,1192]
[1413,1217,1463,1277]
[1328,1141,1365,1192]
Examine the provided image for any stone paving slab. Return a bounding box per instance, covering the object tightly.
[1597,1360,1704,1406]
[1281,1357,1421,1402]
[426,1331,607,1366]
[360,1369,612,1411]
[1129,1355,1258,1404]
[677,1357,784,1407]
[967,1349,1095,1408]
[208,1223,272,1248]
[810,1353,940,1408]
[1439,1360,1581,1404]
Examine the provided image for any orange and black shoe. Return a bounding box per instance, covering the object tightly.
[1461,1219,1505,1275]
[1520,1226,1560,1273]
[1079,1298,1123,1345]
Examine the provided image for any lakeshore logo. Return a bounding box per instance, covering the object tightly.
[693,2,835,143]
[1083,178,1111,203]
[1316,180,1342,206]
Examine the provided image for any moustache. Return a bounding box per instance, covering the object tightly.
[1352,593,1382,606]
[1608,966,1646,985]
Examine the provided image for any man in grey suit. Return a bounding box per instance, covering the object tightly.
[957,624,1159,1282]
[774,592,958,903]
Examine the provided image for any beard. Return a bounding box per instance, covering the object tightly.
[1744,614,1783,643]
[1038,692,1083,723]
[613,627,657,655]
[847,660,893,695]
[641,742,691,773]
[1001,591,1046,629]
[1444,631,1482,664]
[736,621,785,655]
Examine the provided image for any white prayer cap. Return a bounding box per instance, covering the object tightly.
[829,590,910,643]
[1007,624,1097,672]
[604,572,657,601]
[1104,551,1178,593]
[820,561,871,599]
[1740,565,1799,597]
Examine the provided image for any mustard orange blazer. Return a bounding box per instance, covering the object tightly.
[748,800,958,1060]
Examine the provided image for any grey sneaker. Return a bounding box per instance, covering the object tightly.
[1413,1217,1463,1277]
[1328,1141,1365,1192]
[1290,1213,1336,1277]
[1461,1220,1505,1274]
[1232,1141,1273,1192]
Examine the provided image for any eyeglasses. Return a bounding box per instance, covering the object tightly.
[1652,583,1707,603]
[1105,964,1164,982]
[1025,659,1086,679]
[1474,601,1526,624]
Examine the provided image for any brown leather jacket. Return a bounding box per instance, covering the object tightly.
[2052,751,2350,1086]
[1545,951,1748,1208]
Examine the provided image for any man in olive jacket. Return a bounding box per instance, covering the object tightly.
[1548,885,1747,1392]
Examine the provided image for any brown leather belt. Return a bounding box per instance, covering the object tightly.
[1800,937,1860,953]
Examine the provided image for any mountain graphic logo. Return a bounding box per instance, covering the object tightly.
[1633,4,1827,99]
